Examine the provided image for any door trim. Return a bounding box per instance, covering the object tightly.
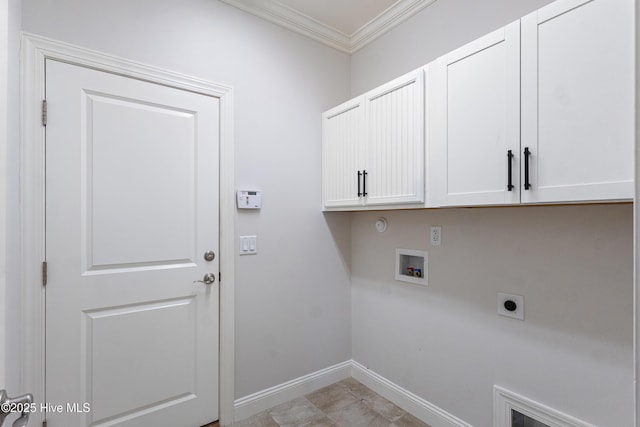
[20,32,236,426]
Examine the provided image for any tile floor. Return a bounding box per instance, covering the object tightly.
[231,378,430,427]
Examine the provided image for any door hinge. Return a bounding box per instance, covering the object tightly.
[42,261,48,286]
[42,99,47,126]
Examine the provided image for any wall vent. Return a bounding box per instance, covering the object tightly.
[493,386,595,427]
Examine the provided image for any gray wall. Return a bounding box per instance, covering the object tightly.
[19,0,353,399]
[351,206,633,426]
[349,1,633,425]
[351,0,554,95]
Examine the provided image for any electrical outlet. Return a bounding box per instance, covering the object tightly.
[497,293,524,320]
[430,226,442,246]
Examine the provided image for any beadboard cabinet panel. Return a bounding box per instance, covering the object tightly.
[322,70,425,210]
[322,97,365,208]
[521,0,634,203]
[429,22,520,207]
[364,70,425,206]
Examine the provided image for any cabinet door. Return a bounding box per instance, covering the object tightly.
[429,22,520,207]
[521,0,634,203]
[364,70,425,206]
[322,97,365,209]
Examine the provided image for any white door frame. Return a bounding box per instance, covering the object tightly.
[20,32,236,426]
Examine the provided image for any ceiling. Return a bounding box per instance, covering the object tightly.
[219,0,438,54]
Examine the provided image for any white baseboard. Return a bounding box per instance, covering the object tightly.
[350,360,473,427]
[234,360,472,426]
[234,360,352,421]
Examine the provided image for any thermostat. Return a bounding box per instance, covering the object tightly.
[237,190,262,209]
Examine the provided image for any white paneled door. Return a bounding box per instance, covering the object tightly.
[45,59,219,426]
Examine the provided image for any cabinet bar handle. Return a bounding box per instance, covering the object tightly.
[507,150,514,191]
[357,171,362,197]
[362,170,368,197]
[524,147,531,190]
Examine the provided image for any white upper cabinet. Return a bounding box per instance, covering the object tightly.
[322,70,425,210]
[429,22,521,207]
[520,0,634,203]
[323,0,633,211]
[322,96,365,208]
[429,0,633,207]
[364,71,425,206]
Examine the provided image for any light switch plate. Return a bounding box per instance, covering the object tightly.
[239,235,257,255]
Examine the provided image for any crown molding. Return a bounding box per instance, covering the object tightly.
[351,0,438,52]
[220,0,351,53]
[219,0,437,54]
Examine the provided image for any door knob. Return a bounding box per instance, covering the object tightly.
[204,250,215,262]
[194,273,216,285]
